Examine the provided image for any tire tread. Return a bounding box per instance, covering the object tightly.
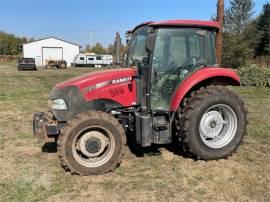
[57,111,126,175]
[176,85,247,160]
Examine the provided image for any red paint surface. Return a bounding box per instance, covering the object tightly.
[56,68,137,107]
[151,20,220,29]
[54,67,239,111]
[169,68,240,111]
[128,20,220,33]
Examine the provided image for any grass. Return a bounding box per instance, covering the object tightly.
[0,63,269,201]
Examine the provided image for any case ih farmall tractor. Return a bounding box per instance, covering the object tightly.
[33,20,246,175]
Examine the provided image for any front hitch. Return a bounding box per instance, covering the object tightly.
[33,112,59,140]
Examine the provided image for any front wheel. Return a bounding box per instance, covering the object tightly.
[57,111,126,175]
[177,86,247,160]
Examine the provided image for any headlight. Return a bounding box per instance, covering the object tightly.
[48,99,67,110]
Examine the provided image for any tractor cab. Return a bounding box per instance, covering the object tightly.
[124,21,225,146]
[126,20,219,112]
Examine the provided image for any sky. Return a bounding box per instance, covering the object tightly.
[0,0,268,48]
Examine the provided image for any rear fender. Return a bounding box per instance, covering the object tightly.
[169,68,240,111]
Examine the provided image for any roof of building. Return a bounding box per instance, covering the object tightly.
[128,20,221,33]
[23,36,81,47]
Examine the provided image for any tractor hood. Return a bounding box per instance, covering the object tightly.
[47,68,137,122]
[49,68,137,121]
[55,68,137,90]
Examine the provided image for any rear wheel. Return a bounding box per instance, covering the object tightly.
[176,86,247,160]
[58,111,126,175]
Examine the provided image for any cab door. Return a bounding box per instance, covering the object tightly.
[150,28,208,111]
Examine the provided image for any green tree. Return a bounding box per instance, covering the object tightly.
[0,31,19,55]
[255,2,270,57]
[0,31,33,55]
[222,0,255,68]
[107,44,114,55]
[85,44,91,53]
[89,42,107,54]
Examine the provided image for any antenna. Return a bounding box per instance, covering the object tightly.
[89,30,94,47]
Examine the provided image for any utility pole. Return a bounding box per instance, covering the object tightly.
[216,0,224,66]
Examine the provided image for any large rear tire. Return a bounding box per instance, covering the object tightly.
[176,86,247,160]
[57,111,126,175]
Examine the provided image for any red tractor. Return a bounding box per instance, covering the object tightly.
[33,20,247,175]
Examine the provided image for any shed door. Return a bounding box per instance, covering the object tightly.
[42,47,63,65]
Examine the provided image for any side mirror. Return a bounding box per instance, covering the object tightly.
[125,32,131,45]
[146,31,155,52]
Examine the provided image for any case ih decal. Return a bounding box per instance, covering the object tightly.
[112,77,132,84]
[83,77,132,93]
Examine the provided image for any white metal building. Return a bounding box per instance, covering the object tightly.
[23,37,80,66]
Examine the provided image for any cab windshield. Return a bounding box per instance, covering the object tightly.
[127,27,148,66]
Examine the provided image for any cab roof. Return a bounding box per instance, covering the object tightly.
[128,20,220,33]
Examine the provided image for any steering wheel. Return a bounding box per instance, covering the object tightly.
[181,56,200,67]
[161,56,201,83]
[130,56,142,67]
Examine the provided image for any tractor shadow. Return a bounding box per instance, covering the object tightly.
[41,133,194,160]
[42,141,57,153]
[126,133,191,159]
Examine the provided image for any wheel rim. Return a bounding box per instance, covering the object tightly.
[199,104,238,149]
[72,126,115,168]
